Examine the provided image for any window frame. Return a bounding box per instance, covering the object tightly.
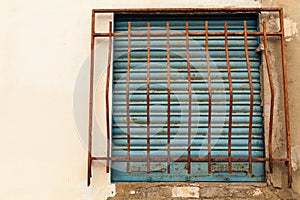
[87,8,292,187]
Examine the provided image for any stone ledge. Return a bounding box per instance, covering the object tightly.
[107,182,298,200]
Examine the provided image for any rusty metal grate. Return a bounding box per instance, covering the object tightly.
[87,8,292,187]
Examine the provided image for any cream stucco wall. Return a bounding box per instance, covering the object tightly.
[1,0,299,199]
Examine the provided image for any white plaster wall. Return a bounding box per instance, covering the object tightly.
[8,0,300,199]
[0,0,116,199]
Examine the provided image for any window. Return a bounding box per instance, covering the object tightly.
[87,8,292,187]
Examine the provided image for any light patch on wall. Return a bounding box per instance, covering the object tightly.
[283,18,298,42]
[253,188,263,196]
[265,15,298,42]
[172,187,200,198]
[81,181,116,200]
[80,165,116,200]
[292,145,300,172]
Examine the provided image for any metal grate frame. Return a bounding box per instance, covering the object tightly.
[86,8,292,187]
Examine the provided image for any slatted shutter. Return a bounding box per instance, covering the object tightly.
[111,14,264,182]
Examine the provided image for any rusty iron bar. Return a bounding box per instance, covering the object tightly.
[263,21,275,173]
[243,21,254,174]
[279,9,292,188]
[205,21,212,174]
[93,31,282,37]
[273,157,290,161]
[146,21,151,174]
[93,156,289,162]
[126,22,131,173]
[87,10,95,187]
[105,21,113,174]
[185,21,192,174]
[224,21,233,174]
[166,21,171,174]
[93,7,282,13]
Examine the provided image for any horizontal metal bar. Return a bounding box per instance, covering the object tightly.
[93,7,282,13]
[94,31,282,37]
[273,158,289,161]
[93,157,288,162]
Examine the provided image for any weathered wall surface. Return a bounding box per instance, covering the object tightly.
[108,182,297,200]
[1,0,300,199]
[262,0,300,197]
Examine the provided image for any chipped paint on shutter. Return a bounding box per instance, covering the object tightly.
[111,14,264,182]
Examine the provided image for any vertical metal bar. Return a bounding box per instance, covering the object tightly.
[205,21,212,174]
[166,21,171,174]
[185,21,192,174]
[87,10,95,186]
[279,9,293,187]
[105,21,113,173]
[224,21,233,174]
[126,22,131,173]
[243,21,253,173]
[146,22,151,174]
[263,21,275,173]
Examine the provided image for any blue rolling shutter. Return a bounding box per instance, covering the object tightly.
[111,14,264,182]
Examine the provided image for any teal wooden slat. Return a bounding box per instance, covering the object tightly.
[111,13,264,182]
